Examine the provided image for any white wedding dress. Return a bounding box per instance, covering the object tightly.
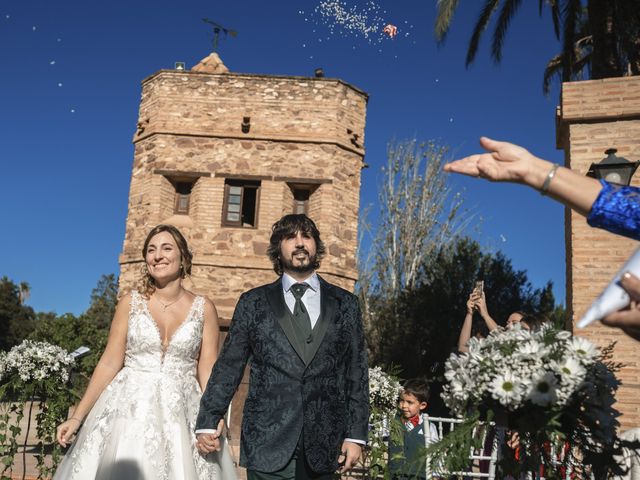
[53,291,236,480]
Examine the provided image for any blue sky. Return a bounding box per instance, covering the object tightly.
[1,0,568,315]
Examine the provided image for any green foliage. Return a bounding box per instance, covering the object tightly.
[82,273,118,330]
[0,276,36,351]
[367,237,562,399]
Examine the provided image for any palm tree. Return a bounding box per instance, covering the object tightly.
[434,0,640,93]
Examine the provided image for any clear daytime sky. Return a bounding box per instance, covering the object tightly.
[1,0,570,315]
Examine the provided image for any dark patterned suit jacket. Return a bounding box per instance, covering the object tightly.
[196,276,369,473]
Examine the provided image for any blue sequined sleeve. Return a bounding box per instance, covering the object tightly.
[587,180,640,241]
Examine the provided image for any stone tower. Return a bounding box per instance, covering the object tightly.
[119,53,368,324]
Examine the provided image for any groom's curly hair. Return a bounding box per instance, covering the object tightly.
[267,214,326,276]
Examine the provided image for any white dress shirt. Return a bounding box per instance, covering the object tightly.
[282,272,320,326]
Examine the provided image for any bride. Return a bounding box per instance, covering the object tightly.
[54,225,236,480]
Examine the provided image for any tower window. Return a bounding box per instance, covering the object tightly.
[222,180,261,227]
[174,182,193,214]
[293,188,310,215]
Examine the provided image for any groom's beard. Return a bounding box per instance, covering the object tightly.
[281,248,316,275]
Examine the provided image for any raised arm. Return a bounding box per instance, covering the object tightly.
[457,293,478,353]
[56,293,130,446]
[443,137,603,216]
[475,292,499,332]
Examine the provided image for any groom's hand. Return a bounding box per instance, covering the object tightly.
[196,432,220,453]
[196,419,225,453]
[337,441,362,473]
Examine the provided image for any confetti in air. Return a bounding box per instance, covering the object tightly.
[382,24,397,38]
[500,234,507,243]
[50,60,56,65]
[300,0,412,46]
[58,83,63,87]
[32,25,36,31]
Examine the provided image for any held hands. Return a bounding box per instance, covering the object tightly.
[337,440,362,474]
[601,272,640,341]
[196,419,225,454]
[56,417,82,447]
[444,137,540,184]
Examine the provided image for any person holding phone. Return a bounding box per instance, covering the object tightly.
[457,282,526,353]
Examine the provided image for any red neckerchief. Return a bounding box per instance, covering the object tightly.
[404,414,420,428]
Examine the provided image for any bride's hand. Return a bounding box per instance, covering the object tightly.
[56,417,81,447]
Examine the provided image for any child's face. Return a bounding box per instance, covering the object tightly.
[398,392,428,419]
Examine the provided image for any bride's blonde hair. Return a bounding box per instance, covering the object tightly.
[138,225,193,298]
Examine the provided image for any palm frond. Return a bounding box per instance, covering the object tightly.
[561,0,582,81]
[492,0,524,63]
[543,52,563,95]
[549,0,561,39]
[465,0,501,67]
[434,0,461,44]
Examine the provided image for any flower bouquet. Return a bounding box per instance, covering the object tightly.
[439,325,628,479]
[0,340,75,479]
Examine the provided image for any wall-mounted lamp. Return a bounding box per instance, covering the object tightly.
[586,148,639,186]
[241,116,251,134]
[314,68,324,78]
[175,62,186,71]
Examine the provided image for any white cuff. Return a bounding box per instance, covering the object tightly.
[344,438,366,446]
[195,429,218,435]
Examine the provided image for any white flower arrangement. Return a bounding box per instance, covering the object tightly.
[0,340,74,385]
[443,324,591,415]
[440,324,626,478]
[369,365,402,413]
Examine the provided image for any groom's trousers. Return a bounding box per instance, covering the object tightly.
[246,439,337,480]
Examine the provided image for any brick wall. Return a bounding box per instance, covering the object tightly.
[557,76,640,429]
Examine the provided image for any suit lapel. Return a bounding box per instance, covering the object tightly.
[265,279,306,363]
[306,276,337,364]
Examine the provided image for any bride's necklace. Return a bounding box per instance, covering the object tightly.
[154,289,185,311]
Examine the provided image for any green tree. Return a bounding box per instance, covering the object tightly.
[434,0,640,93]
[0,276,36,350]
[81,273,119,329]
[357,138,473,352]
[369,237,561,380]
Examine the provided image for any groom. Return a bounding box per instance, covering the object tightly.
[196,214,369,479]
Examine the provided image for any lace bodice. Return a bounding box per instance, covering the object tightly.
[126,291,204,377]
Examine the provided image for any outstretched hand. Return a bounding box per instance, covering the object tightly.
[443,137,538,184]
[601,272,640,341]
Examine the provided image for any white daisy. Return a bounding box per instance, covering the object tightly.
[555,357,586,382]
[490,371,523,407]
[568,337,598,364]
[528,372,558,406]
